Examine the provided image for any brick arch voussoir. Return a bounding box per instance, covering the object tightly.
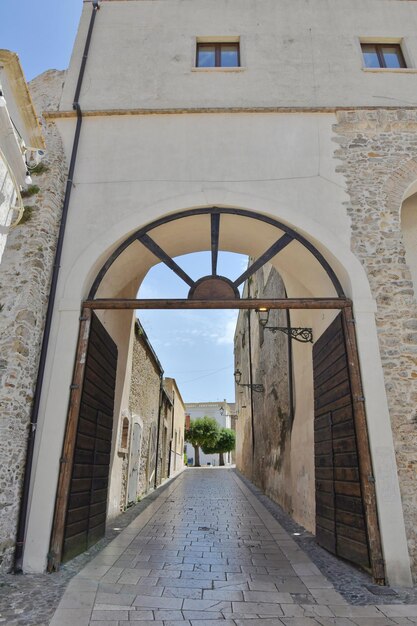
[383,158,417,215]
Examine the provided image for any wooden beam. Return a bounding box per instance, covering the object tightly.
[211,213,220,276]
[342,306,386,584]
[138,234,195,288]
[48,308,92,572]
[83,298,350,310]
[233,233,293,287]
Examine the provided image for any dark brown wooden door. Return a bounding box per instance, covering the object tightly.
[62,313,117,562]
[313,313,370,570]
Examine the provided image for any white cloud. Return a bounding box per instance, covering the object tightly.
[215,316,238,345]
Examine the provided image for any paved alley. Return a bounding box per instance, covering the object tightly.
[49,469,417,626]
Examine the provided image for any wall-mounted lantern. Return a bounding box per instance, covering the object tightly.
[256,308,313,344]
[234,368,264,393]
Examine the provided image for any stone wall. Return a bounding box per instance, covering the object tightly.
[128,322,163,499]
[334,109,417,579]
[235,266,301,522]
[0,70,67,572]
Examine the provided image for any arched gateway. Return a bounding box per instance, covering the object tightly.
[44,207,385,582]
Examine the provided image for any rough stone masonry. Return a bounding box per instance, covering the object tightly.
[0,70,67,572]
[334,109,417,581]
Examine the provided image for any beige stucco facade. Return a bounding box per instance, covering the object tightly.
[164,378,186,477]
[0,0,415,587]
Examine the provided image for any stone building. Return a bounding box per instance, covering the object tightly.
[0,50,45,261]
[235,264,314,530]
[185,401,234,466]
[123,321,184,508]
[0,0,416,587]
[164,378,186,478]
[0,65,65,572]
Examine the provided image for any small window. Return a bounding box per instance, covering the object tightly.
[361,43,406,69]
[120,416,129,451]
[196,42,240,68]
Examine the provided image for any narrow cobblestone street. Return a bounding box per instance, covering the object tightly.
[43,469,417,626]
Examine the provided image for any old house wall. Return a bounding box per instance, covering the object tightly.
[165,378,185,476]
[0,70,66,572]
[235,265,316,532]
[159,393,172,481]
[128,323,162,500]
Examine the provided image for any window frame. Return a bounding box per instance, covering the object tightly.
[361,42,407,69]
[196,42,240,68]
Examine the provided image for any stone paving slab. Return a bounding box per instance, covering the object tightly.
[44,468,417,625]
[1,468,417,625]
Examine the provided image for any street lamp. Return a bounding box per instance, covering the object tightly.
[256,308,313,344]
[234,368,264,393]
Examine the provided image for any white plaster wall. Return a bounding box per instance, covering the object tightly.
[0,156,15,262]
[53,112,354,299]
[287,306,338,531]
[62,0,417,111]
[185,403,231,466]
[0,69,35,147]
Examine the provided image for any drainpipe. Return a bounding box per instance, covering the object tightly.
[154,373,164,490]
[286,307,296,422]
[13,1,100,573]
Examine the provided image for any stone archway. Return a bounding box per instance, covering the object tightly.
[45,207,387,581]
[20,199,412,586]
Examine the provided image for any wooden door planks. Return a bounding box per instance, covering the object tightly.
[48,309,92,572]
[313,312,373,573]
[48,312,118,570]
[341,306,385,583]
[62,315,117,562]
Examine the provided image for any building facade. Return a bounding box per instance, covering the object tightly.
[185,401,234,466]
[0,64,62,573]
[164,378,186,478]
[124,320,164,508]
[0,0,416,586]
[0,50,45,261]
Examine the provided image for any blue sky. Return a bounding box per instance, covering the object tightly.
[138,252,248,403]
[1,0,246,403]
[0,1,84,81]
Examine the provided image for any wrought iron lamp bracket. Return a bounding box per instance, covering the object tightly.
[264,326,313,343]
[234,368,264,392]
[238,382,265,393]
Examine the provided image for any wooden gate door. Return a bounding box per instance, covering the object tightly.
[313,313,370,570]
[62,312,118,562]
